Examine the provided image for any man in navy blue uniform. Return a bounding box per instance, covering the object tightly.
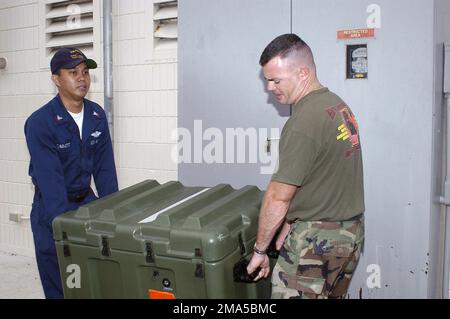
[24,47,118,298]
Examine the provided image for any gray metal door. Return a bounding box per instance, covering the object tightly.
[292,0,445,298]
[179,0,448,298]
[178,0,291,189]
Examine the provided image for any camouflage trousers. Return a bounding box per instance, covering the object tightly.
[271,217,364,299]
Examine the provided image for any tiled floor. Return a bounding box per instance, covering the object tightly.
[0,251,44,299]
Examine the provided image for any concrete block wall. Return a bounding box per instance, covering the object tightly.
[0,0,177,256]
[0,0,50,256]
[110,0,177,189]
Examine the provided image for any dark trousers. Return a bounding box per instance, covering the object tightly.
[31,191,97,299]
[31,220,64,299]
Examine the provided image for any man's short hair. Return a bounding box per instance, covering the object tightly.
[259,33,313,67]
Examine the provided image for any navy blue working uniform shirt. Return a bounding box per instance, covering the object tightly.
[24,95,118,226]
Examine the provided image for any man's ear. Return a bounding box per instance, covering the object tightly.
[298,66,310,80]
[51,74,60,87]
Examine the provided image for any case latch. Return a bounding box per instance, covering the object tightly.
[195,263,204,278]
[62,232,71,257]
[101,236,110,257]
[146,242,154,263]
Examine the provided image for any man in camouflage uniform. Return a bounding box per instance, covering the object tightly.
[247,34,365,299]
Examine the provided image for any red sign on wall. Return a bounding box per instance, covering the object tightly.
[337,28,375,39]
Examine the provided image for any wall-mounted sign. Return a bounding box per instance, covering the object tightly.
[347,44,368,79]
[337,28,375,39]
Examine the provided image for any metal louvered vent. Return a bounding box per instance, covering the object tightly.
[43,0,95,58]
[153,0,177,50]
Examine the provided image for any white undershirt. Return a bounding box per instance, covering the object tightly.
[68,105,84,139]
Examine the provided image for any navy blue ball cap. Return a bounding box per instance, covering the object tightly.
[50,47,97,74]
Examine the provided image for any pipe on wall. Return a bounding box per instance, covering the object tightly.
[103,0,113,140]
[443,95,450,299]
[439,41,450,298]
